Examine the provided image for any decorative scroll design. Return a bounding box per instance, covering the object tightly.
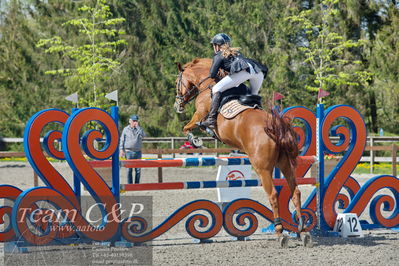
[279,107,317,226]
[0,185,22,242]
[9,109,77,242]
[336,176,361,209]
[321,105,367,228]
[223,199,317,237]
[121,200,223,243]
[345,175,399,228]
[24,109,78,206]
[63,108,118,197]
[12,108,120,245]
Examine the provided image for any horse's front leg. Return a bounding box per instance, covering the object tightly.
[183,109,207,135]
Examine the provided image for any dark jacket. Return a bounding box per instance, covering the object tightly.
[209,51,268,78]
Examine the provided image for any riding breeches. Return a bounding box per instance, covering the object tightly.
[211,64,264,95]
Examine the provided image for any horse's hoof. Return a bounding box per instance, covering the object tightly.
[277,235,289,248]
[300,232,313,248]
[187,132,194,141]
[187,132,203,148]
[191,137,203,148]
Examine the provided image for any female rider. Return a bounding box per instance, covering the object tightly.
[201,33,268,129]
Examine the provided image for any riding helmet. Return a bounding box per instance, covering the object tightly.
[210,33,231,45]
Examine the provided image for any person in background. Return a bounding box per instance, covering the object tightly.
[119,115,146,184]
[180,141,194,150]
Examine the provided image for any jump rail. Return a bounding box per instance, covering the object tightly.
[89,156,316,168]
[121,178,317,191]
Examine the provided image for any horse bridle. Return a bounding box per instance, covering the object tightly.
[176,70,212,106]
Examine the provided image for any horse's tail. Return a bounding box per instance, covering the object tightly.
[264,108,299,170]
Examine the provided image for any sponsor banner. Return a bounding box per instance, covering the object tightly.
[216,165,252,202]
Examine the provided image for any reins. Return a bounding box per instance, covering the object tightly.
[176,74,213,105]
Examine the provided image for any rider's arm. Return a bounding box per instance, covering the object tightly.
[209,53,223,79]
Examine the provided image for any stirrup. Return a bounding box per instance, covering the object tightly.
[206,123,216,130]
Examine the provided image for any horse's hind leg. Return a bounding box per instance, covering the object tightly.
[279,158,314,247]
[278,157,304,232]
[257,168,284,236]
[257,167,290,247]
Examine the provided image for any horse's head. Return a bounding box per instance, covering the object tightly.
[174,62,198,113]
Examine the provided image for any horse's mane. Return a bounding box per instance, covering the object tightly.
[183,58,212,72]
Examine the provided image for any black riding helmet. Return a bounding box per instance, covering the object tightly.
[210,33,231,45]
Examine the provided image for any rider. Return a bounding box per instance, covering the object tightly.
[201,33,268,129]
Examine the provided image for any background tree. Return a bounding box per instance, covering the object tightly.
[367,5,399,133]
[0,0,63,138]
[286,0,372,106]
[0,0,398,142]
[36,0,127,108]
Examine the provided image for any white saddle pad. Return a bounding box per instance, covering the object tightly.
[220,100,260,119]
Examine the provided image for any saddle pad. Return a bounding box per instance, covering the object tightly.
[220,100,259,119]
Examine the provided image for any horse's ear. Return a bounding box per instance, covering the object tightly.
[176,62,183,72]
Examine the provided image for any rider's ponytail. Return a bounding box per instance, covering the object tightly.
[220,44,240,58]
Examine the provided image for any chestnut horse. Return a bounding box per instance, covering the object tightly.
[174,58,305,240]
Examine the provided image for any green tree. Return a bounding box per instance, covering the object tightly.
[1,0,398,139]
[36,0,127,107]
[0,0,62,138]
[286,0,372,102]
[368,5,399,134]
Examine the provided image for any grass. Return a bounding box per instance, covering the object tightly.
[354,162,395,175]
[1,157,30,162]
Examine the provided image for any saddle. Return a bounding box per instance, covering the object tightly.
[218,84,262,119]
[196,83,262,139]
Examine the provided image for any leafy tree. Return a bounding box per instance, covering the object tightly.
[368,5,399,133]
[0,0,398,139]
[0,0,60,138]
[36,0,127,107]
[286,0,372,101]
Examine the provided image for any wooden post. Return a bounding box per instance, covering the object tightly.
[392,144,397,177]
[157,153,163,183]
[370,136,374,174]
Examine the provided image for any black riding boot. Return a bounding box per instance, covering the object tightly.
[201,92,222,129]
